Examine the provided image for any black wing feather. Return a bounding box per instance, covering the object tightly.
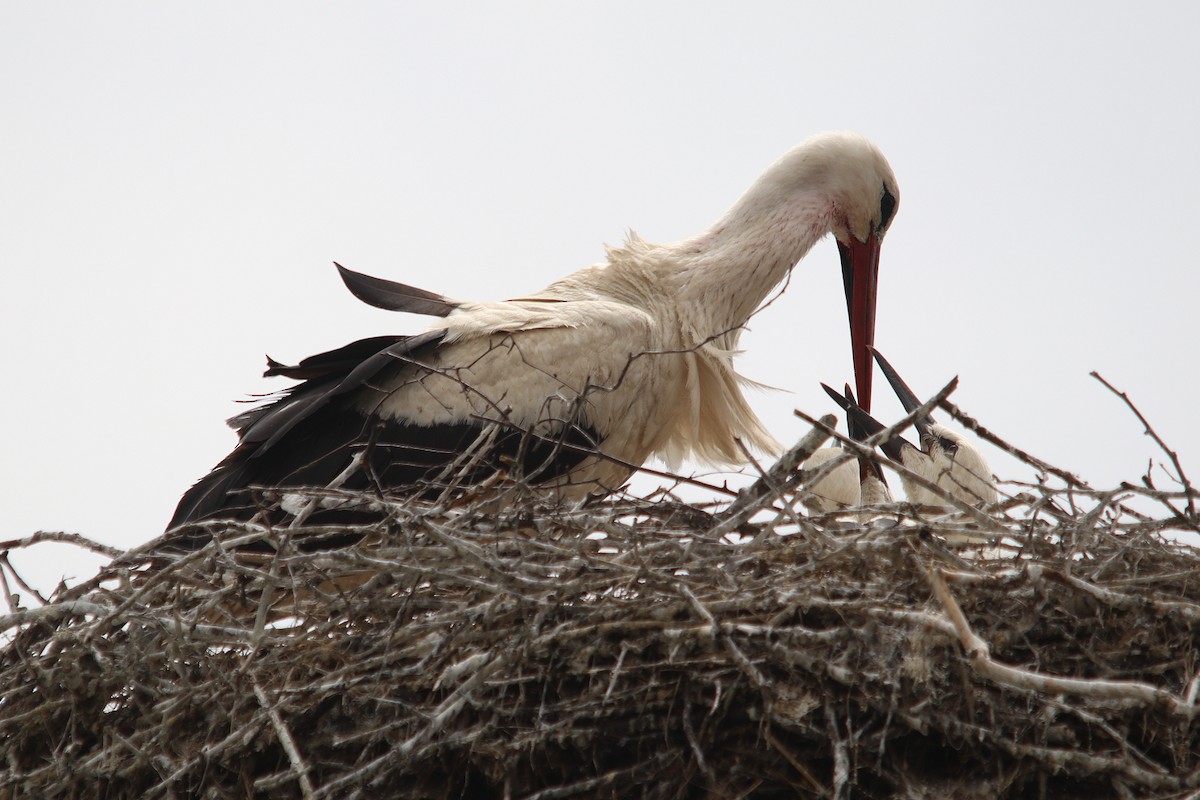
[169,328,601,529]
[263,335,410,380]
[170,331,445,527]
[335,262,457,317]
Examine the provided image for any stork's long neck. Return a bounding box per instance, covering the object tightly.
[670,193,833,339]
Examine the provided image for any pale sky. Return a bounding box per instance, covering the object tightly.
[3,3,1198,594]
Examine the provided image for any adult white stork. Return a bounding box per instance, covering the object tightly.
[168,133,900,527]
[821,349,997,508]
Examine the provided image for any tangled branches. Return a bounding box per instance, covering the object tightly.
[1,391,1198,798]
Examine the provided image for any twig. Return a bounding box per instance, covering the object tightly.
[288,451,366,529]
[763,726,828,797]
[678,582,771,699]
[1035,564,1200,623]
[0,554,49,607]
[824,700,850,800]
[253,680,316,799]
[712,415,836,535]
[938,398,1090,490]
[681,696,715,784]
[1091,371,1197,521]
[0,531,123,559]
[0,600,111,634]
[0,562,15,614]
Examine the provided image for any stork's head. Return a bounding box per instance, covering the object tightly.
[753,133,899,412]
[821,134,899,416]
[703,133,899,414]
[811,134,900,245]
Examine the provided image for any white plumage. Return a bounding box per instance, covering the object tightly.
[800,384,893,513]
[170,133,900,526]
[800,448,864,512]
[887,423,997,507]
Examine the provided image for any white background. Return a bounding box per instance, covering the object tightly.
[3,3,1197,595]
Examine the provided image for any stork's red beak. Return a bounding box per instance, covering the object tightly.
[838,231,881,413]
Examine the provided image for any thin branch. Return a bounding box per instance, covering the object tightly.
[1091,371,1197,521]
[253,680,316,799]
[0,553,49,607]
[938,398,1091,490]
[763,726,829,797]
[0,600,111,634]
[0,531,124,559]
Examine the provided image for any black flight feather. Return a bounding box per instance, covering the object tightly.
[263,335,410,380]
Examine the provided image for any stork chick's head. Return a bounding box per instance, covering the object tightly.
[870,348,997,507]
[907,422,997,507]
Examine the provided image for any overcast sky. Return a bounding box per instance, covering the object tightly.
[4,3,1198,594]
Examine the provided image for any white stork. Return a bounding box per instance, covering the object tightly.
[800,385,892,513]
[169,132,900,527]
[821,349,997,508]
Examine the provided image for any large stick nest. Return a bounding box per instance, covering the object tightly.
[2,403,1199,799]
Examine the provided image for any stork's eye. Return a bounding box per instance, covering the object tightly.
[938,436,959,457]
[878,185,897,233]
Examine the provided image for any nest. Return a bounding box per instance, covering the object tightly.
[2,393,1199,799]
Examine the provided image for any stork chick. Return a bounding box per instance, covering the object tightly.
[822,350,996,508]
[801,385,891,512]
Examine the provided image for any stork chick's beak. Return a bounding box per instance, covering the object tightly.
[840,384,887,485]
[820,382,909,466]
[869,347,934,441]
[839,231,881,414]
